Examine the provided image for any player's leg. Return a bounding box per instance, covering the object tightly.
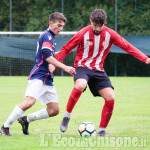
[17,79,43,135]
[18,84,59,135]
[19,103,59,135]
[60,67,90,132]
[88,71,114,136]
[1,96,36,136]
[98,87,115,136]
[23,102,59,124]
[60,78,86,132]
[46,102,59,116]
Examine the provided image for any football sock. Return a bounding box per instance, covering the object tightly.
[4,105,24,128]
[64,111,71,118]
[66,87,83,113]
[27,108,49,123]
[100,100,114,128]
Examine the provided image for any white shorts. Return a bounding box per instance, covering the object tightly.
[25,79,59,105]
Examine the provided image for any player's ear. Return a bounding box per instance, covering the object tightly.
[49,21,53,26]
[89,19,93,25]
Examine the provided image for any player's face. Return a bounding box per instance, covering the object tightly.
[90,19,104,35]
[49,20,65,35]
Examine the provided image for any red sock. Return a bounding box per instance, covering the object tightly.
[100,100,114,128]
[66,87,83,113]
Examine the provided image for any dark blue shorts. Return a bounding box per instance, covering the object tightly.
[74,67,114,97]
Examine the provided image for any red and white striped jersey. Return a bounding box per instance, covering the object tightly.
[56,25,148,72]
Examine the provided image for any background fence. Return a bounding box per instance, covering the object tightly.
[0,32,150,76]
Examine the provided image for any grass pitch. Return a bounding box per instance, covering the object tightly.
[0,76,150,150]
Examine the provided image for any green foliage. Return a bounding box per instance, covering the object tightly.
[0,0,150,35]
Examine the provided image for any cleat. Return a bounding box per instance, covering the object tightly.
[18,116,29,135]
[60,117,70,132]
[97,130,109,136]
[1,125,11,136]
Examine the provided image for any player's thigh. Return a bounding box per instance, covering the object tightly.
[98,87,115,100]
[25,79,43,100]
[40,85,59,105]
[74,67,90,91]
[88,71,114,97]
[75,78,87,91]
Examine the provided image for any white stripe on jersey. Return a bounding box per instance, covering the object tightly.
[42,47,52,51]
[95,31,111,71]
[85,35,100,69]
[78,31,89,67]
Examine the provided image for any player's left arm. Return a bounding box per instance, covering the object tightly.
[111,30,149,64]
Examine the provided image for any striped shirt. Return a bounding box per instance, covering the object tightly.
[56,25,148,72]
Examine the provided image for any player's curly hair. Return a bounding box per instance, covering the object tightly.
[49,12,67,23]
[90,9,107,25]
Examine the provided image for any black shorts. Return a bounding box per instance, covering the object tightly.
[74,67,114,97]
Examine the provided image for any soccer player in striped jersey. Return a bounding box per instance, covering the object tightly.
[1,12,76,136]
[55,9,150,136]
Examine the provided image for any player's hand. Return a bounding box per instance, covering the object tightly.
[146,58,150,64]
[63,66,76,75]
[48,64,55,73]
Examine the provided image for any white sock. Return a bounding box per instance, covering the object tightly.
[99,128,106,132]
[27,108,49,123]
[64,111,71,118]
[4,105,24,128]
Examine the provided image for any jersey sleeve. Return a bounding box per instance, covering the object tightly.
[42,35,54,60]
[111,30,148,63]
[56,30,83,62]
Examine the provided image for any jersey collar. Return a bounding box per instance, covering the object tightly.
[47,29,55,37]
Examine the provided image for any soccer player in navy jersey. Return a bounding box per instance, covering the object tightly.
[1,12,76,136]
[51,9,150,136]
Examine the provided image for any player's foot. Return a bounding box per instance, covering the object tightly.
[97,130,109,136]
[60,117,70,132]
[18,116,29,135]
[0,125,11,136]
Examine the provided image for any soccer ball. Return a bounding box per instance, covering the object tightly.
[78,122,96,137]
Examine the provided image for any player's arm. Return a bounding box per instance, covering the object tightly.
[46,56,76,75]
[56,31,83,62]
[111,30,149,64]
[42,42,75,75]
[54,51,59,58]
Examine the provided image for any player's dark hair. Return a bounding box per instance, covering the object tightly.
[90,9,107,25]
[49,12,67,23]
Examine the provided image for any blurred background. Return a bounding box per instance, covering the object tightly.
[0,0,150,76]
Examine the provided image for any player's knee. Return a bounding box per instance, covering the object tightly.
[19,97,35,111]
[47,108,59,117]
[25,97,35,108]
[75,83,86,91]
[105,94,115,101]
[26,101,35,109]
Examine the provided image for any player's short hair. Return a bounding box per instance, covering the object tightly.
[90,9,107,25]
[49,12,67,23]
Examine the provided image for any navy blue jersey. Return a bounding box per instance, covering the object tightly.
[28,29,56,86]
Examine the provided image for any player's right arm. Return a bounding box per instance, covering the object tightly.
[41,34,76,75]
[56,30,83,62]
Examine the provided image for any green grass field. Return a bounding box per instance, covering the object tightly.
[0,76,150,150]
